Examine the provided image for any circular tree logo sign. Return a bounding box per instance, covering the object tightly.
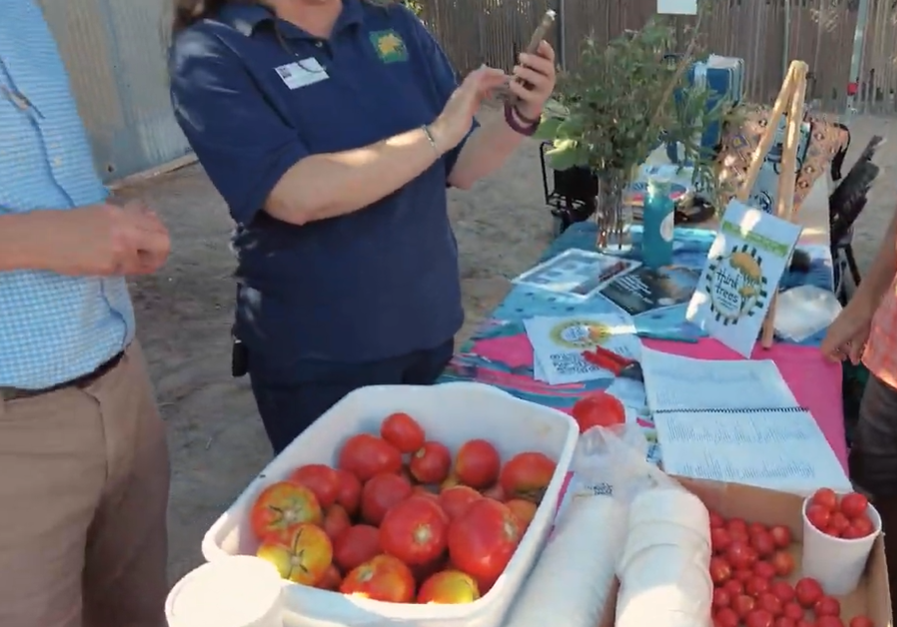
[549,319,612,349]
[704,245,769,326]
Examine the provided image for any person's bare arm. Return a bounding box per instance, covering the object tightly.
[265,127,440,225]
[0,212,45,271]
[447,114,526,190]
[853,204,897,311]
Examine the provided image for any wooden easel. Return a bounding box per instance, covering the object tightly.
[733,60,809,349]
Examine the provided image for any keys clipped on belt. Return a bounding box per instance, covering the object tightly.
[581,345,643,380]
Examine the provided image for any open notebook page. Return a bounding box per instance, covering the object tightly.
[640,347,799,413]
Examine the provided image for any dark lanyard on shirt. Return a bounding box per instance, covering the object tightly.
[272,25,329,74]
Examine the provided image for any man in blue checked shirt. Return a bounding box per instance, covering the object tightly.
[0,2,171,626]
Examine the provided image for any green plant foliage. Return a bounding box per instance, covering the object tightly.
[536,7,737,204]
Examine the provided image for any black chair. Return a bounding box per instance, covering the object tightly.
[539,141,597,236]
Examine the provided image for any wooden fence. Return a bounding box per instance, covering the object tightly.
[420,0,897,115]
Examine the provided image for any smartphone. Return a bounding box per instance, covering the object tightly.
[504,9,556,105]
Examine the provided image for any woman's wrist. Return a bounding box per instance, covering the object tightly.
[503,103,540,136]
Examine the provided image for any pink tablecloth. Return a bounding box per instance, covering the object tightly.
[643,338,848,471]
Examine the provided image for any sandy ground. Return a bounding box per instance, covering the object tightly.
[117,112,896,584]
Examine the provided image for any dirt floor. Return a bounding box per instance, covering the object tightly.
[117,112,896,584]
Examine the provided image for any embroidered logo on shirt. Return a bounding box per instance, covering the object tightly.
[370,30,408,64]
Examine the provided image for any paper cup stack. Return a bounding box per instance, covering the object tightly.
[616,488,713,627]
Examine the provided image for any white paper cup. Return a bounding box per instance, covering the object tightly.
[166,556,285,627]
[629,488,709,534]
[800,497,882,595]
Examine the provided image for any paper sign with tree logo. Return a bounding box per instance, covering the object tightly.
[686,200,802,357]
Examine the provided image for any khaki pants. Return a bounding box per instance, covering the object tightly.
[0,343,170,627]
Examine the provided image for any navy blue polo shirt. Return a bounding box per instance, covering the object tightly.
[169,0,474,366]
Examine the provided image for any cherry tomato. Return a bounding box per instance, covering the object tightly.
[724,579,745,596]
[839,492,869,519]
[380,412,426,454]
[727,541,754,570]
[814,596,841,617]
[831,511,851,535]
[796,620,817,627]
[842,524,867,540]
[322,504,352,541]
[340,554,415,602]
[728,518,749,535]
[498,451,556,502]
[332,524,381,573]
[717,607,740,627]
[776,619,797,627]
[288,464,340,509]
[806,504,832,531]
[772,550,796,577]
[751,531,776,558]
[418,569,480,603]
[360,472,412,526]
[714,587,732,609]
[794,577,823,608]
[334,469,362,517]
[754,560,776,580]
[710,556,732,584]
[571,391,625,432]
[746,608,775,627]
[454,439,501,489]
[447,498,521,582]
[783,601,804,620]
[735,569,755,583]
[256,523,333,585]
[249,481,323,541]
[851,514,874,537]
[438,485,483,521]
[710,511,726,529]
[712,527,734,554]
[338,434,403,482]
[749,522,770,536]
[849,616,875,627]
[770,525,793,549]
[505,498,538,534]
[380,495,449,565]
[811,488,839,511]
[817,618,845,627]
[770,580,795,604]
[733,594,757,618]
[758,592,783,617]
[410,441,452,485]
[316,563,342,591]
[746,576,771,598]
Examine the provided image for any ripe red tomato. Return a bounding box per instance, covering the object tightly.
[746,576,771,598]
[438,485,483,521]
[814,596,841,617]
[289,464,340,509]
[499,451,556,502]
[851,514,874,537]
[717,607,740,627]
[794,578,823,608]
[571,391,625,432]
[754,560,776,580]
[710,556,732,584]
[796,620,817,627]
[448,498,521,582]
[733,594,757,618]
[724,579,745,596]
[828,511,851,537]
[256,523,333,585]
[333,524,381,573]
[770,525,793,549]
[455,439,501,489]
[712,527,733,554]
[811,488,838,511]
[806,505,832,531]
[380,412,426,454]
[323,504,352,541]
[770,581,795,604]
[776,618,797,627]
[726,541,754,570]
[338,434,403,482]
[713,587,732,609]
[361,472,412,526]
[710,511,726,529]
[783,601,804,620]
[410,441,452,484]
[335,469,362,516]
[340,554,415,603]
[746,609,775,627]
[505,499,538,534]
[249,481,323,541]
[758,592,783,617]
[380,495,449,565]
[734,569,754,583]
[772,550,796,577]
[418,570,481,603]
[751,532,776,558]
[316,564,342,591]
[728,518,749,535]
[749,522,769,536]
[817,618,845,627]
[849,616,874,627]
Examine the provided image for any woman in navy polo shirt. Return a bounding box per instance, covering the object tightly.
[169,0,556,453]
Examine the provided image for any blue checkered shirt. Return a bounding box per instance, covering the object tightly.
[0,0,134,390]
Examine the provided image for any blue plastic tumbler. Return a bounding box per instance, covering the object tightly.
[642,179,675,269]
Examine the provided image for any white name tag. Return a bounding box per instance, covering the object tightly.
[274,58,329,90]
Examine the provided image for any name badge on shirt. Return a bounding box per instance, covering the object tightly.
[274,58,329,90]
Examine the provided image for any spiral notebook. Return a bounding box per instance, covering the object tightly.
[641,348,851,494]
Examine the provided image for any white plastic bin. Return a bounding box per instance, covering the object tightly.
[202,382,578,627]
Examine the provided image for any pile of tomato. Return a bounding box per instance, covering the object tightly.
[709,501,875,627]
[247,411,557,604]
[804,488,876,540]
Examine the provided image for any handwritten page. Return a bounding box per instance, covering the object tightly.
[655,409,851,494]
[640,347,797,413]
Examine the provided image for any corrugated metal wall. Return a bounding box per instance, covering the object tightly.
[38,0,190,181]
